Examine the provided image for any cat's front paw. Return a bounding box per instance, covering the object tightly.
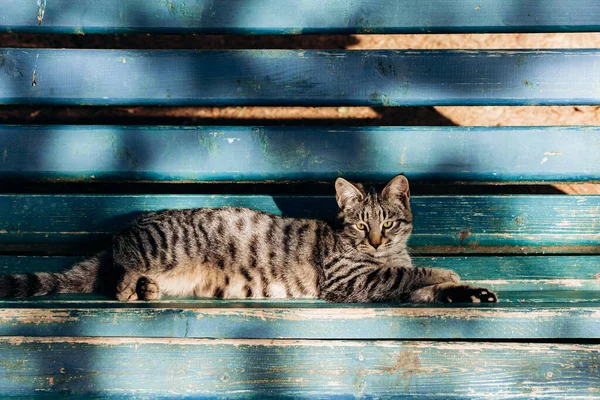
[439,283,497,303]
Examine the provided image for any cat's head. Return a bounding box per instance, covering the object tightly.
[335,175,413,257]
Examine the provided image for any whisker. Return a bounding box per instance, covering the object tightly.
[407,246,423,258]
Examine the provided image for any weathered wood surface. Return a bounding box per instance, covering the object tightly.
[0,255,597,339]
[0,338,598,398]
[2,256,599,293]
[0,194,599,254]
[3,49,600,106]
[0,301,598,339]
[2,0,600,34]
[1,125,599,183]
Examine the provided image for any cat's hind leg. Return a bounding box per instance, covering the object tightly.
[116,273,161,301]
[115,271,141,301]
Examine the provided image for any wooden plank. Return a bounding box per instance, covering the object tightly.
[0,301,598,339]
[1,125,600,183]
[2,0,600,34]
[2,256,599,293]
[0,338,597,398]
[3,49,600,106]
[2,255,598,338]
[0,194,599,254]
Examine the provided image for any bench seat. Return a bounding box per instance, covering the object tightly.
[1,0,599,397]
[2,49,600,106]
[1,337,596,398]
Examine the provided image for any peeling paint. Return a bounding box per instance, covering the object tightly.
[36,0,46,26]
[0,310,80,324]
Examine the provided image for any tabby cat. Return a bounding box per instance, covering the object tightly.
[0,175,497,303]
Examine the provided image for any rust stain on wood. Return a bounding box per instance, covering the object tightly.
[458,228,472,244]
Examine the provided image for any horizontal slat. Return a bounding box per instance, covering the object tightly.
[3,49,600,106]
[0,301,598,339]
[2,255,598,338]
[2,256,599,293]
[1,125,600,183]
[0,195,599,254]
[1,338,598,398]
[2,0,600,34]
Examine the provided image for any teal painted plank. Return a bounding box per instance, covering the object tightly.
[3,49,600,106]
[2,0,600,34]
[2,256,599,293]
[1,338,597,398]
[0,301,598,339]
[0,195,599,253]
[2,255,598,338]
[1,125,600,182]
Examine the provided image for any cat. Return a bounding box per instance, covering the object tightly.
[0,175,497,303]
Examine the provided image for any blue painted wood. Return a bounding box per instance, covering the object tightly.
[3,49,600,106]
[1,338,597,398]
[1,125,600,183]
[0,300,598,339]
[0,194,599,253]
[2,256,599,293]
[2,0,600,34]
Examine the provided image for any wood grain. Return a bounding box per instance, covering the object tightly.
[0,301,598,339]
[2,49,600,106]
[0,194,599,254]
[0,338,597,398]
[0,125,599,183]
[2,0,600,34]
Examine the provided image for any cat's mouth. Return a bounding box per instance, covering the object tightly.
[360,241,402,258]
[360,243,388,257]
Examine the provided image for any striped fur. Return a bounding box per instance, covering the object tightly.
[0,175,496,303]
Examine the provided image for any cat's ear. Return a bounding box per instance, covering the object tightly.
[381,175,410,205]
[335,177,365,210]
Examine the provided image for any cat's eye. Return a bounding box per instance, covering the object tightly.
[383,221,394,229]
[356,223,367,230]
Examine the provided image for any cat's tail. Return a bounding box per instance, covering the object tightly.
[0,250,113,298]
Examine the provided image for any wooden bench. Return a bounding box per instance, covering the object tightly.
[0,0,599,397]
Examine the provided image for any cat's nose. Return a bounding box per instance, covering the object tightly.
[369,232,382,249]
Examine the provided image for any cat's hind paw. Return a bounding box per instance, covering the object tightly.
[136,276,161,301]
